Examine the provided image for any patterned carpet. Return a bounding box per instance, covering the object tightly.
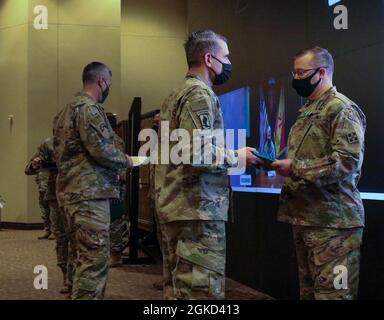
[0,229,272,300]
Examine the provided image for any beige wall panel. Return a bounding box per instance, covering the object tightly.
[0,0,28,28]
[28,25,58,152]
[0,24,28,222]
[121,35,187,113]
[59,0,120,27]
[121,0,187,37]
[26,24,59,223]
[120,0,188,114]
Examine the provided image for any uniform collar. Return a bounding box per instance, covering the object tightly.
[75,91,104,109]
[298,86,337,114]
[186,72,213,90]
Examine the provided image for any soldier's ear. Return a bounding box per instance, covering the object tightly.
[204,53,213,68]
[96,76,103,88]
[319,68,327,78]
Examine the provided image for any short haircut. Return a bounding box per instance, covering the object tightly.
[184,30,227,68]
[294,46,334,74]
[82,62,112,84]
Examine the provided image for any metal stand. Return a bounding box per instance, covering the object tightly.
[123,97,156,265]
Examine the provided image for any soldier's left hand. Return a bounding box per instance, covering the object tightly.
[32,157,42,170]
[126,155,134,168]
[271,159,292,177]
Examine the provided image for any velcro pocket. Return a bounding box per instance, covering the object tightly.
[175,240,225,298]
[312,229,363,266]
[176,240,225,275]
[78,277,98,292]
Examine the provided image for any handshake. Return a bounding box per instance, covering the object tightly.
[237,147,293,177]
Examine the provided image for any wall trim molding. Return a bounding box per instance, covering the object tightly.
[0,222,44,230]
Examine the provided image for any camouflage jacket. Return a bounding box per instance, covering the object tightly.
[53,92,128,207]
[113,133,127,203]
[155,74,238,224]
[25,137,57,200]
[278,87,366,228]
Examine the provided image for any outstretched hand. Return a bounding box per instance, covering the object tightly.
[271,159,292,177]
[238,147,265,167]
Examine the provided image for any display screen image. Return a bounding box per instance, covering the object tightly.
[219,86,250,188]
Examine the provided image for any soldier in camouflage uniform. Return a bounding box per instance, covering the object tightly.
[25,137,71,294]
[150,112,164,291]
[272,47,366,300]
[155,30,260,300]
[25,145,52,240]
[106,113,130,268]
[53,62,131,300]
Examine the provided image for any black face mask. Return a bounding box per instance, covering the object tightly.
[211,56,232,85]
[292,68,322,98]
[99,79,110,104]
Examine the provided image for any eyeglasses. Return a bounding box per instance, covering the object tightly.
[291,66,328,78]
[103,78,112,89]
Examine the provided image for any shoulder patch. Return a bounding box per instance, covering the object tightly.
[190,97,211,112]
[345,108,357,122]
[83,105,111,138]
[347,131,359,144]
[196,110,212,129]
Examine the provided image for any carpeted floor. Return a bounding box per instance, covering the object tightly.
[0,229,272,300]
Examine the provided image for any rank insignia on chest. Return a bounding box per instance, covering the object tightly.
[303,110,313,117]
[347,132,359,144]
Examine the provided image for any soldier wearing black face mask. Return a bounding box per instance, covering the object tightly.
[291,67,324,98]
[272,46,366,300]
[53,62,132,300]
[210,55,232,85]
[99,79,111,104]
[155,30,261,300]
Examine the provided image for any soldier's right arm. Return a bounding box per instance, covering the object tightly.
[77,105,128,171]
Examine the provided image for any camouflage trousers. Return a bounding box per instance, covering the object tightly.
[292,226,363,300]
[49,200,71,286]
[63,200,110,300]
[39,190,51,232]
[160,220,226,300]
[110,215,130,256]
